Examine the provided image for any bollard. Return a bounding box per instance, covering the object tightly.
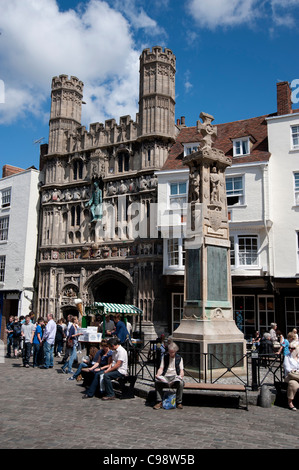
[259,384,272,408]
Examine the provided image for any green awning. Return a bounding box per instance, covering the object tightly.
[85,302,143,316]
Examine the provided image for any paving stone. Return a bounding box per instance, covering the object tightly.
[1,356,299,450]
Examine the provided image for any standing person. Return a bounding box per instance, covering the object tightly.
[270,323,280,351]
[21,315,36,368]
[5,315,14,358]
[12,316,22,358]
[107,314,130,345]
[100,337,128,401]
[61,317,80,374]
[99,315,115,337]
[153,342,184,410]
[40,313,57,369]
[59,314,73,364]
[32,317,44,367]
[29,311,36,324]
[55,319,65,357]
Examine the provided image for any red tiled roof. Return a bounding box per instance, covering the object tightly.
[163,113,275,170]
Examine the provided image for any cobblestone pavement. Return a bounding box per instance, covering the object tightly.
[1,355,298,450]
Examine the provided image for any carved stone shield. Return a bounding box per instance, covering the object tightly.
[208,206,222,231]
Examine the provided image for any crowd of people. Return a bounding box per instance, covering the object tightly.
[251,323,299,411]
[4,311,136,402]
[251,323,298,357]
[4,311,184,408]
[5,312,57,368]
[5,314,299,410]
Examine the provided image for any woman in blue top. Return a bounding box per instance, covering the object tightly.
[81,340,113,397]
[61,317,81,374]
[278,331,297,356]
[33,317,44,367]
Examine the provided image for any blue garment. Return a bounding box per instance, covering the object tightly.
[6,321,14,357]
[114,321,130,344]
[33,325,43,344]
[103,370,124,397]
[6,321,14,338]
[282,338,290,356]
[73,361,88,378]
[84,349,113,396]
[68,325,78,346]
[86,370,105,397]
[97,348,113,367]
[33,343,43,367]
[43,341,54,368]
[62,345,77,373]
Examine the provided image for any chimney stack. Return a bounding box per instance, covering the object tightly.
[277,81,292,116]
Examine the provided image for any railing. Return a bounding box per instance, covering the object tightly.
[250,352,284,389]
[127,341,285,391]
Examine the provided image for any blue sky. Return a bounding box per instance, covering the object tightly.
[0,0,299,170]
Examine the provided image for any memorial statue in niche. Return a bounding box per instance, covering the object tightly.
[210,166,220,204]
[85,181,102,222]
[188,165,200,203]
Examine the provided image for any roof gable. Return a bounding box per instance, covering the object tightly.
[163,113,273,170]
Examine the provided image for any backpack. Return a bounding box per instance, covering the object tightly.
[13,322,22,337]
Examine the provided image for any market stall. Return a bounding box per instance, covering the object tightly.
[84,302,143,344]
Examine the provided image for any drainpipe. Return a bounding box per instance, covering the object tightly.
[261,163,273,277]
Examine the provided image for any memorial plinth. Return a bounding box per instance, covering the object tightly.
[172,112,246,378]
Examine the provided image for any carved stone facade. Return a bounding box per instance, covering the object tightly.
[37,46,176,338]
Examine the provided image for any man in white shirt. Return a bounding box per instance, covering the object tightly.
[102,337,128,400]
[153,342,184,410]
[21,315,36,367]
[99,315,115,336]
[41,313,57,369]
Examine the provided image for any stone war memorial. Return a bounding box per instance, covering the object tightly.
[173,112,246,378]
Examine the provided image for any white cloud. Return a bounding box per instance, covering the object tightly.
[184,70,193,94]
[270,0,299,27]
[187,0,259,29]
[0,0,142,126]
[187,0,299,29]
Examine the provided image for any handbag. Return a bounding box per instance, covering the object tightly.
[162,391,176,410]
[124,335,133,349]
[287,370,299,382]
[66,336,74,348]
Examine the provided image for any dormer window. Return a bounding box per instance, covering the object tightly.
[233,137,250,157]
[184,143,199,156]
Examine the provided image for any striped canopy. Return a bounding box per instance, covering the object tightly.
[85,302,143,316]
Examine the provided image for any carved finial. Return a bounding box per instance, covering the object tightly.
[197,112,217,150]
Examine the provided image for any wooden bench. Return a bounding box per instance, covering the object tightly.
[183,382,249,410]
[112,375,137,399]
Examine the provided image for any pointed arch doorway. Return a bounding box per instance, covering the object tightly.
[94,278,131,304]
[86,267,133,305]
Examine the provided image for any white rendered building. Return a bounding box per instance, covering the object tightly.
[266,83,299,333]
[157,82,299,338]
[0,165,40,328]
